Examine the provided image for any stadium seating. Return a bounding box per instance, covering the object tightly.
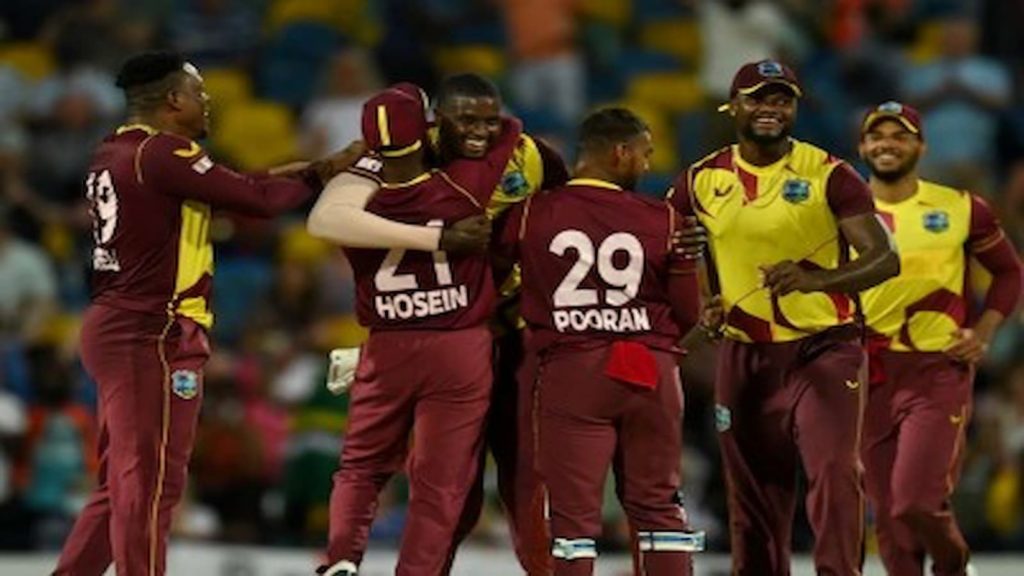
[0,42,55,81]
[638,19,701,66]
[212,100,299,170]
[434,45,505,79]
[202,68,253,112]
[626,71,704,113]
[259,21,340,107]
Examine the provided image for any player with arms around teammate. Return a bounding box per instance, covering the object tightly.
[309,74,567,575]
[858,102,1022,576]
[317,87,514,576]
[54,52,358,576]
[501,108,706,576]
[668,60,900,576]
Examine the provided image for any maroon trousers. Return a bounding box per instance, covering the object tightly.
[862,350,972,576]
[446,329,550,575]
[55,305,209,576]
[716,326,866,576]
[536,344,693,576]
[324,326,492,576]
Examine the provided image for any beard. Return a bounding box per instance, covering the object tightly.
[741,123,790,146]
[868,153,919,183]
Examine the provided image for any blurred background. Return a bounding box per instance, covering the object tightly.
[0,0,1023,571]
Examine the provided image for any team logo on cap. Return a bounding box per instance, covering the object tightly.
[171,369,200,400]
[757,61,785,77]
[877,101,904,114]
[923,210,950,233]
[715,404,732,432]
[782,179,811,203]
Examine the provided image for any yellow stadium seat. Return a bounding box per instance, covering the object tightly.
[611,101,678,173]
[279,223,332,265]
[627,72,704,114]
[0,42,55,81]
[202,68,252,111]
[640,19,701,64]
[434,45,505,78]
[212,101,299,170]
[906,20,943,64]
[580,0,631,26]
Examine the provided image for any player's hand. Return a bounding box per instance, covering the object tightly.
[326,347,361,395]
[310,140,368,185]
[945,328,989,365]
[672,216,707,260]
[440,215,491,254]
[760,260,822,296]
[700,295,724,337]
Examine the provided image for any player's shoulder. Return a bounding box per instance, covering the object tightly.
[348,154,384,182]
[789,139,846,176]
[690,145,735,176]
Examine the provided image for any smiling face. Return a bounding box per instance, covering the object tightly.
[435,94,502,159]
[860,118,925,183]
[733,84,797,145]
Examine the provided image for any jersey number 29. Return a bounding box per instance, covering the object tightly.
[550,230,644,307]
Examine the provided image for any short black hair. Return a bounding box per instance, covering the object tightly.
[435,73,500,108]
[115,51,188,112]
[577,108,649,153]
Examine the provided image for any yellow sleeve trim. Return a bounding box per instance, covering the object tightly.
[172,140,204,158]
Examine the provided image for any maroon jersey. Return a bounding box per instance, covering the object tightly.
[86,124,314,328]
[345,172,496,330]
[502,178,693,352]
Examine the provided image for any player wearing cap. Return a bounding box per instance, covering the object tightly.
[667,60,900,575]
[499,107,707,576]
[308,74,568,575]
[858,101,1022,576]
[53,51,359,576]
[317,87,523,576]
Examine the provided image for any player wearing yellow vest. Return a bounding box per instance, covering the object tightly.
[858,101,1022,576]
[667,60,899,576]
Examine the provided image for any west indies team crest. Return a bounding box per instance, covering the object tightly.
[923,209,950,233]
[782,178,811,203]
[501,170,529,198]
[171,369,200,400]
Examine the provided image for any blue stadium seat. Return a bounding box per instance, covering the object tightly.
[258,22,342,107]
[633,0,690,23]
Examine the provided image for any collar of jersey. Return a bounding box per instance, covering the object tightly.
[381,171,433,189]
[567,178,622,191]
[116,123,159,136]
[873,180,922,208]
[732,142,793,176]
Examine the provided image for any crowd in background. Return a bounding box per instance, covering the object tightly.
[1,0,1023,557]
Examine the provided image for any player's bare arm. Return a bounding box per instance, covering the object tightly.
[946,200,1023,363]
[762,212,899,296]
[307,171,491,253]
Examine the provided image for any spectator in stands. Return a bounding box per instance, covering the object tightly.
[0,204,57,391]
[301,48,382,160]
[902,13,1011,193]
[17,346,97,549]
[166,0,260,68]
[499,0,585,128]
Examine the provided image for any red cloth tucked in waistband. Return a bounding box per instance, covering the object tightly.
[605,340,659,390]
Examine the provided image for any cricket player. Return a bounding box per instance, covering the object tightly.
[667,60,900,575]
[859,101,1022,576]
[317,87,523,576]
[500,107,707,576]
[309,74,567,575]
[54,51,359,576]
